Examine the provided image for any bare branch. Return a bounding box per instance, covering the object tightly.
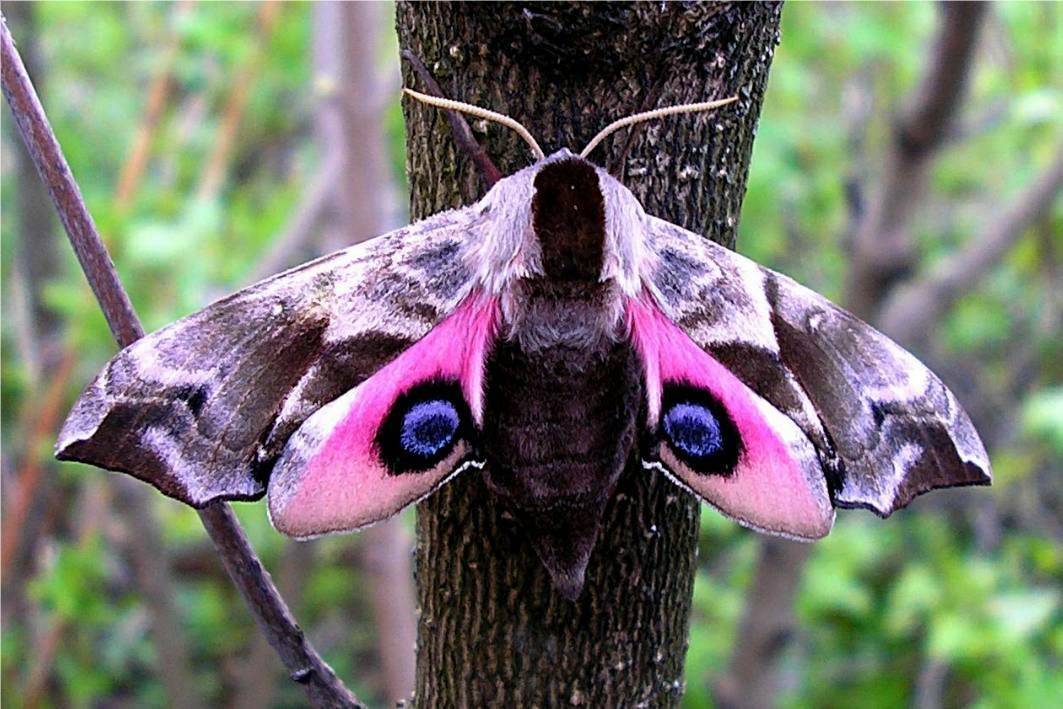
[844,2,988,320]
[197,507,360,707]
[2,19,142,345]
[233,542,317,709]
[880,149,1063,343]
[899,3,988,156]
[1,15,361,708]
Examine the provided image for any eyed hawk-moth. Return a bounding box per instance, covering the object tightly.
[56,104,991,600]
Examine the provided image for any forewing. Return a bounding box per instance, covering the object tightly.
[56,208,480,507]
[643,217,991,517]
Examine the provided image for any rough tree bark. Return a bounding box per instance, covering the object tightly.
[397,3,781,705]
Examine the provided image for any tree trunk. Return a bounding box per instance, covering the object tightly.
[397,3,781,705]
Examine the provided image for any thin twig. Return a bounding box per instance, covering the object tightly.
[1,15,361,708]
[2,0,188,577]
[7,11,200,698]
[401,49,503,186]
[2,22,142,344]
[232,542,316,709]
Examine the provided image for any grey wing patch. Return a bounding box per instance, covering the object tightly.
[644,217,779,353]
[644,217,990,516]
[764,271,990,515]
[56,207,479,506]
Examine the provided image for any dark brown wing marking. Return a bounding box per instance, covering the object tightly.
[57,208,480,506]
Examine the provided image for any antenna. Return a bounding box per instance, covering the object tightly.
[403,89,546,161]
[579,96,739,159]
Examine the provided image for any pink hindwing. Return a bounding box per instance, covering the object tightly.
[268,294,498,537]
[627,296,834,539]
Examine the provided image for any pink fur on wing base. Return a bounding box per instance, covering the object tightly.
[626,295,833,539]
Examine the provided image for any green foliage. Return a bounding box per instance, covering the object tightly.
[1024,388,1063,454]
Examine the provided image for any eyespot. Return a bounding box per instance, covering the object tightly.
[659,383,741,476]
[399,400,460,459]
[663,402,723,459]
[376,380,473,474]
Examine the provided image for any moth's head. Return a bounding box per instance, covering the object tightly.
[404,88,738,305]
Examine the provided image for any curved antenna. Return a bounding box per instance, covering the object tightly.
[403,88,546,161]
[579,96,739,159]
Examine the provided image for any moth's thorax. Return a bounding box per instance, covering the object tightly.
[467,150,650,343]
[474,151,652,349]
[531,158,606,282]
[505,279,623,351]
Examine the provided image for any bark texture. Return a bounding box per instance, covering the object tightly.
[397,3,781,705]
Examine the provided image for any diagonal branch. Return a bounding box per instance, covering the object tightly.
[880,149,1063,343]
[844,2,988,321]
[1,15,361,708]
[401,48,503,187]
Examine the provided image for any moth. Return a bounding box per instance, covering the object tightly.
[57,91,991,599]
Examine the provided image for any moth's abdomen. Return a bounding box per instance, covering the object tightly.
[481,339,642,508]
[480,334,642,598]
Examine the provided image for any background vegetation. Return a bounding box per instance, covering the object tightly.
[2,2,1059,707]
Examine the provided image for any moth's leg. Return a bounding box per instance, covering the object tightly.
[401,49,503,187]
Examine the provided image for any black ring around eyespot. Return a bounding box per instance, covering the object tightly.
[658,382,742,476]
[376,379,475,475]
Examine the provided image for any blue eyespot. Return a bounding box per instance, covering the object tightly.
[663,402,723,460]
[399,399,460,459]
